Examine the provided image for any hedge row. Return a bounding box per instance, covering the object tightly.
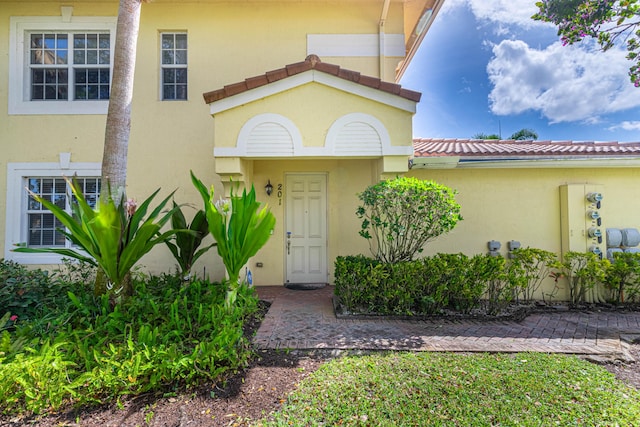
[335,250,640,316]
[334,254,515,316]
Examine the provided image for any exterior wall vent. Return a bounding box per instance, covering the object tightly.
[326,113,391,156]
[332,121,382,156]
[236,113,302,157]
[246,122,295,156]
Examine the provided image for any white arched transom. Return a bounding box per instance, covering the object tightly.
[326,113,391,156]
[237,113,302,156]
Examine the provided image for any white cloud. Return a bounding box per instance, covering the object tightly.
[468,0,540,28]
[609,121,640,131]
[442,0,545,29]
[440,0,467,14]
[487,40,640,123]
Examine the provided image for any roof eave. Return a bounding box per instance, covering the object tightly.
[207,69,419,115]
[412,155,640,169]
[457,157,640,169]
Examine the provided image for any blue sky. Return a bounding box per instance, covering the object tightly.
[400,0,640,142]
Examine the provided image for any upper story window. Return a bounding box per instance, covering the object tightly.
[29,32,111,101]
[9,16,117,115]
[161,32,188,100]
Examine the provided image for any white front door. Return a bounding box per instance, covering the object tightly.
[285,174,328,284]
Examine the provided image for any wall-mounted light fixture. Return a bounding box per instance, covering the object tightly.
[265,180,273,196]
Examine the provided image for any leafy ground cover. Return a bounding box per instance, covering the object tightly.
[0,267,260,419]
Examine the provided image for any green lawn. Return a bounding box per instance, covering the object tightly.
[263,352,640,426]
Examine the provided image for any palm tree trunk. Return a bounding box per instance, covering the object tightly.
[102,0,145,202]
[97,0,146,299]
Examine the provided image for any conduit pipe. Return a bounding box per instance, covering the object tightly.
[379,0,391,81]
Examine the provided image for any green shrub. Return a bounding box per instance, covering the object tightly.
[192,172,275,308]
[334,255,378,311]
[603,252,640,303]
[0,260,51,320]
[13,177,181,300]
[356,177,462,263]
[560,251,608,306]
[509,248,558,302]
[427,253,473,313]
[417,256,450,314]
[0,259,93,325]
[335,253,515,316]
[165,202,216,280]
[334,256,390,314]
[480,255,518,315]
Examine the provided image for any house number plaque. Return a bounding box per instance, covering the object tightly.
[277,183,283,205]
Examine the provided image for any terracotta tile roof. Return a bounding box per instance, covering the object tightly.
[413,138,640,159]
[202,54,422,104]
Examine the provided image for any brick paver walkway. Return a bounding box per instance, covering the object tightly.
[255,286,640,360]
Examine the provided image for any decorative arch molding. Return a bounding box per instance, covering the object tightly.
[235,113,303,157]
[325,113,390,156]
[213,112,412,158]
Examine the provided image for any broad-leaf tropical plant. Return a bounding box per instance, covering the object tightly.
[165,202,216,280]
[14,176,181,299]
[191,171,275,307]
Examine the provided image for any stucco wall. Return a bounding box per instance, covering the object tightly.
[408,166,640,299]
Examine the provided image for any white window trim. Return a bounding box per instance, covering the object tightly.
[9,15,117,115]
[5,159,101,264]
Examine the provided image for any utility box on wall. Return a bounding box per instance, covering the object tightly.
[559,184,606,257]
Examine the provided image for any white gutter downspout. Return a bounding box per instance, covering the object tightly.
[379,0,391,81]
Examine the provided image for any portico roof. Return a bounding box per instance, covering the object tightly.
[202,55,421,114]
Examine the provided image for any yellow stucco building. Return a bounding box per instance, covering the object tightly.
[2,0,640,299]
[1,0,442,287]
